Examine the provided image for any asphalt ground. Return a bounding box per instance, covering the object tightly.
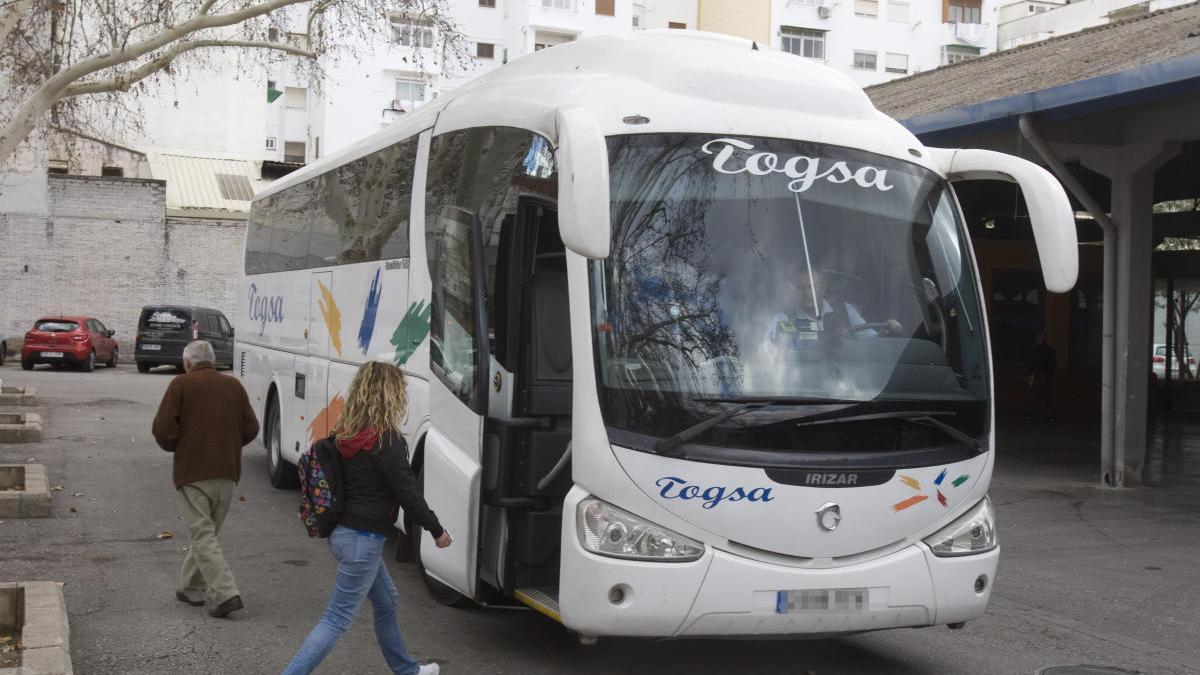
[1,361,1198,674]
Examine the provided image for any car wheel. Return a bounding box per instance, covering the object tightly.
[266,397,299,490]
[106,347,118,368]
[413,466,471,607]
[21,358,33,371]
[136,361,151,373]
[80,351,95,372]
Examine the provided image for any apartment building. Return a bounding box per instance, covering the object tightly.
[697,0,1000,88]
[999,0,1195,49]
[271,0,699,161]
[134,0,1005,167]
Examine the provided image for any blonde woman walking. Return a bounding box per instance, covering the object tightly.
[283,362,451,675]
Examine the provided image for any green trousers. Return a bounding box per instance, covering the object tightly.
[176,478,240,605]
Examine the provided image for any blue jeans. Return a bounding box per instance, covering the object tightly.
[282,527,420,675]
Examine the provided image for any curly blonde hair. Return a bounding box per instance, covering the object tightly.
[332,361,409,439]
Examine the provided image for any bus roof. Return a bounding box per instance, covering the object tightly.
[256,30,934,201]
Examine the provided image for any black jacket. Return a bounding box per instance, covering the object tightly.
[338,432,444,538]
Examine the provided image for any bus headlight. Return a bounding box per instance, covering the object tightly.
[577,497,705,562]
[923,496,997,557]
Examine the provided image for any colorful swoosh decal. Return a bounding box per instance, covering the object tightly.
[892,495,928,512]
[317,279,343,357]
[892,468,971,512]
[391,300,432,366]
[357,268,383,355]
[307,393,346,445]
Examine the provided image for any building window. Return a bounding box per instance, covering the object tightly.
[855,0,878,17]
[479,0,495,6]
[284,141,306,164]
[315,137,320,160]
[947,0,982,24]
[668,21,686,29]
[265,137,277,151]
[394,79,427,107]
[884,51,908,74]
[541,0,575,9]
[101,166,124,177]
[284,87,306,109]
[477,42,495,58]
[887,0,910,22]
[390,16,434,47]
[853,50,877,70]
[633,3,644,28]
[942,44,981,64]
[595,0,614,15]
[534,31,573,50]
[47,166,68,175]
[780,26,825,59]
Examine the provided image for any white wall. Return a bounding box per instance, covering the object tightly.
[641,0,698,30]
[770,0,1000,88]
[137,49,268,161]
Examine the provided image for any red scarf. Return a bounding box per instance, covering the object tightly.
[337,427,380,460]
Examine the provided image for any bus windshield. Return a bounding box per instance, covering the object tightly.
[590,133,989,457]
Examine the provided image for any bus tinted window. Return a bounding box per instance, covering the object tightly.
[425,126,557,410]
[244,137,418,274]
[244,212,271,274]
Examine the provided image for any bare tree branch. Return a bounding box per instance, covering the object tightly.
[63,38,314,97]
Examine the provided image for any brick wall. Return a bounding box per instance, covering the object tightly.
[0,174,245,354]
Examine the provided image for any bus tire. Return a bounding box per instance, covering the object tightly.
[266,395,299,490]
[414,466,471,608]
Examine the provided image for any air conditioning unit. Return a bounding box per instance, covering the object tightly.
[818,6,832,18]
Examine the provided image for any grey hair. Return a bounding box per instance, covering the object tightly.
[183,340,216,365]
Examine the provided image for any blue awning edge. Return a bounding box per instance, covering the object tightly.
[898,52,1200,139]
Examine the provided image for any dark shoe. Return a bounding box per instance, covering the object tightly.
[176,591,204,607]
[209,595,244,618]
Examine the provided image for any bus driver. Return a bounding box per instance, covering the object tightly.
[764,267,903,347]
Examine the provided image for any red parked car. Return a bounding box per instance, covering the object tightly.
[21,316,119,372]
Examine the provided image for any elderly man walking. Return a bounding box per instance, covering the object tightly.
[152,340,259,618]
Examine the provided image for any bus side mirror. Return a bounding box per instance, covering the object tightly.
[927,147,1079,293]
[556,107,611,259]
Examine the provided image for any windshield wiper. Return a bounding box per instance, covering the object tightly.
[655,396,857,456]
[794,410,980,452]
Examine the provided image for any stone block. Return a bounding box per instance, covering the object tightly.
[0,465,51,518]
[0,413,41,443]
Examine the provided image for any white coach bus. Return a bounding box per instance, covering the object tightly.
[237,31,1077,640]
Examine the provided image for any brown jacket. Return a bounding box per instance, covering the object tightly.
[152,363,260,487]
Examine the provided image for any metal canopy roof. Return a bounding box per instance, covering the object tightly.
[145,152,265,218]
[865,2,1200,137]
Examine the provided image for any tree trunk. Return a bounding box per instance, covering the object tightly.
[0,86,60,170]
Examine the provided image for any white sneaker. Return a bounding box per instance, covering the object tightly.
[418,664,440,675]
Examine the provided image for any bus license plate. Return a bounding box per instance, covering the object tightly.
[142,344,162,351]
[776,588,867,614]
[41,351,63,358]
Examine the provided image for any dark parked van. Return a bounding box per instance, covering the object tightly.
[135,306,234,372]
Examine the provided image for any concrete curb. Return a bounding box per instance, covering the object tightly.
[0,414,42,444]
[0,387,37,407]
[0,465,52,518]
[0,582,73,675]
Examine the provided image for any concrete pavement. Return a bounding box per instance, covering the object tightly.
[0,361,1197,674]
